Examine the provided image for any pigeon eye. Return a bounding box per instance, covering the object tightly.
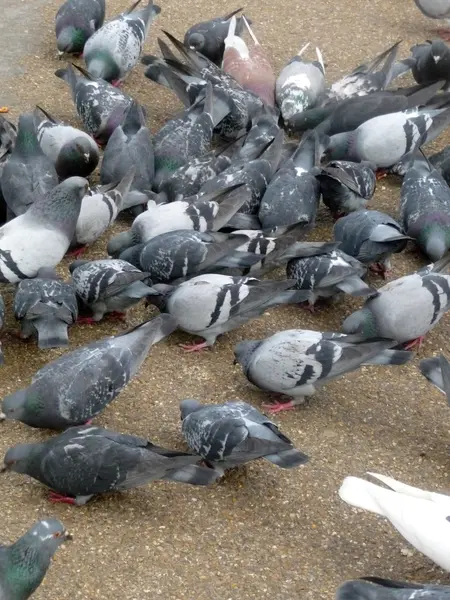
[53,532,62,538]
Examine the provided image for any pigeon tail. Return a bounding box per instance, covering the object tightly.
[264,448,309,468]
[419,356,445,393]
[163,464,223,485]
[124,280,155,299]
[34,318,69,349]
[338,476,386,516]
[363,349,413,366]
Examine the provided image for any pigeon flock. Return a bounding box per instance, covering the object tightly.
[2,0,450,597]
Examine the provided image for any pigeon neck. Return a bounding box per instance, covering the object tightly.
[6,539,51,597]
[15,121,41,157]
[87,53,120,82]
[57,26,86,54]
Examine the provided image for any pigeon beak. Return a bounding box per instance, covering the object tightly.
[63,532,74,542]
[233,358,238,366]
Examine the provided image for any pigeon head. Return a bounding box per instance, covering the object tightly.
[323,132,353,162]
[21,519,73,552]
[57,26,86,54]
[2,389,29,422]
[179,399,203,420]
[2,442,41,474]
[341,308,379,337]
[87,53,120,83]
[233,340,263,371]
[35,177,88,236]
[187,33,206,53]
[36,266,59,280]
[56,137,99,179]
[107,230,138,257]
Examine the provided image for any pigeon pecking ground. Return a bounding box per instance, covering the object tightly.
[1,0,450,599]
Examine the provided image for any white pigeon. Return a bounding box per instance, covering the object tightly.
[339,472,450,572]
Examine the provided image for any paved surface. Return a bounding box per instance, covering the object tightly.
[1,1,450,599]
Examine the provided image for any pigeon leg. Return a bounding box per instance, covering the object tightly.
[404,336,425,351]
[49,491,76,505]
[77,316,98,325]
[179,340,210,352]
[432,28,450,41]
[300,301,316,314]
[66,246,87,258]
[84,419,93,425]
[262,400,297,414]
[111,80,122,88]
[375,169,388,180]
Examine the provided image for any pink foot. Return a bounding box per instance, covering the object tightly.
[404,336,425,351]
[111,80,122,88]
[376,169,388,180]
[262,400,296,414]
[432,27,450,41]
[66,246,87,258]
[84,419,93,425]
[369,263,391,279]
[332,212,345,221]
[49,491,76,505]
[179,341,209,353]
[107,311,127,322]
[77,316,97,325]
[94,137,105,149]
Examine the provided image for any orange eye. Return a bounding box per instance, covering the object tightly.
[53,532,61,538]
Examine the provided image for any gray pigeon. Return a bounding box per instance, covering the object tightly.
[429,143,450,186]
[180,399,309,468]
[14,267,78,349]
[147,274,311,351]
[84,0,161,85]
[0,519,72,600]
[342,254,450,348]
[100,101,154,212]
[0,295,5,365]
[234,113,280,162]
[337,577,450,599]
[234,329,412,413]
[419,353,450,401]
[34,105,99,179]
[1,314,177,429]
[412,0,450,39]
[70,258,156,323]
[183,8,249,65]
[317,160,377,218]
[1,424,222,505]
[0,177,87,283]
[333,209,411,277]
[400,150,450,261]
[55,0,105,54]
[276,44,325,123]
[286,249,374,310]
[1,113,58,218]
[403,40,450,85]
[55,63,133,145]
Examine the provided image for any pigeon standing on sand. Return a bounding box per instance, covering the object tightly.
[233,330,412,413]
[400,150,450,261]
[337,578,450,599]
[84,0,161,85]
[1,113,58,218]
[0,519,72,600]
[419,353,450,399]
[412,0,450,40]
[180,399,309,468]
[333,209,410,277]
[1,314,177,429]
[0,177,87,283]
[14,267,78,349]
[1,424,222,505]
[55,0,105,55]
[184,9,250,65]
[34,105,99,179]
[341,254,450,348]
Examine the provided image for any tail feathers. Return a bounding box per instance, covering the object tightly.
[163,464,223,485]
[208,85,232,127]
[34,318,69,349]
[267,289,311,306]
[213,252,263,269]
[440,354,450,406]
[279,241,340,261]
[212,185,249,231]
[366,471,450,504]
[339,476,387,515]
[430,250,450,273]
[368,224,411,243]
[225,213,261,230]
[363,349,413,366]
[419,356,445,394]
[335,276,375,297]
[425,107,450,145]
[379,41,402,89]
[264,448,309,468]
[122,190,150,211]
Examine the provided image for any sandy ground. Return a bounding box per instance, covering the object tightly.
[1,0,450,599]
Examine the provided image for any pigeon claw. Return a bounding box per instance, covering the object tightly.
[66,246,87,258]
[375,169,388,180]
[369,263,391,278]
[179,340,209,353]
[107,311,127,322]
[49,491,76,505]
[111,80,122,88]
[262,400,296,414]
[404,336,425,351]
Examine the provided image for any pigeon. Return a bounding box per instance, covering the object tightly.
[258,129,322,230]
[106,184,248,256]
[286,249,374,310]
[1,314,177,429]
[0,519,72,600]
[34,105,99,179]
[276,43,325,123]
[1,112,58,218]
[400,150,450,261]
[339,472,450,572]
[405,40,450,85]
[317,160,377,218]
[324,106,450,169]
[73,167,135,249]
[429,143,450,185]
[55,0,105,55]
[0,177,87,283]
[70,258,156,322]
[233,113,280,161]
[233,330,412,412]
[0,295,5,364]
[100,101,154,212]
[180,399,309,469]
[333,210,411,277]
[419,353,450,399]
[222,16,276,106]
[84,0,161,85]
[341,254,450,348]
[55,63,133,145]
[184,9,250,65]
[1,424,222,505]
[337,578,450,599]
[13,267,78,349]
[412,0,450,40]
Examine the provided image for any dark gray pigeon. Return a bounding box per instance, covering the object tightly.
[405,40,450,84]
[84,0,161,85]
[333,210,411,277]
[1,314,177,429]
[147,274,310,351]
[100,101,154,212]
[342,254,450,348]
[429,143,450,186]
[317,160,376,218]
[183,9,249,65]
[400,150,450,261]
[55,63,133,145]
[55,0,105,55]
[234,330,412,413]
[34,105,99,179]
[337,577,450,599]
[419,353,450,401]
[1,424,222,505]
[286,249,374,310]
[1,113,58,218]
[0,177,87,283]
[0,519,72,600]
[180,399,309,469]
[14,267,78,349]
[70,258,156,323]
